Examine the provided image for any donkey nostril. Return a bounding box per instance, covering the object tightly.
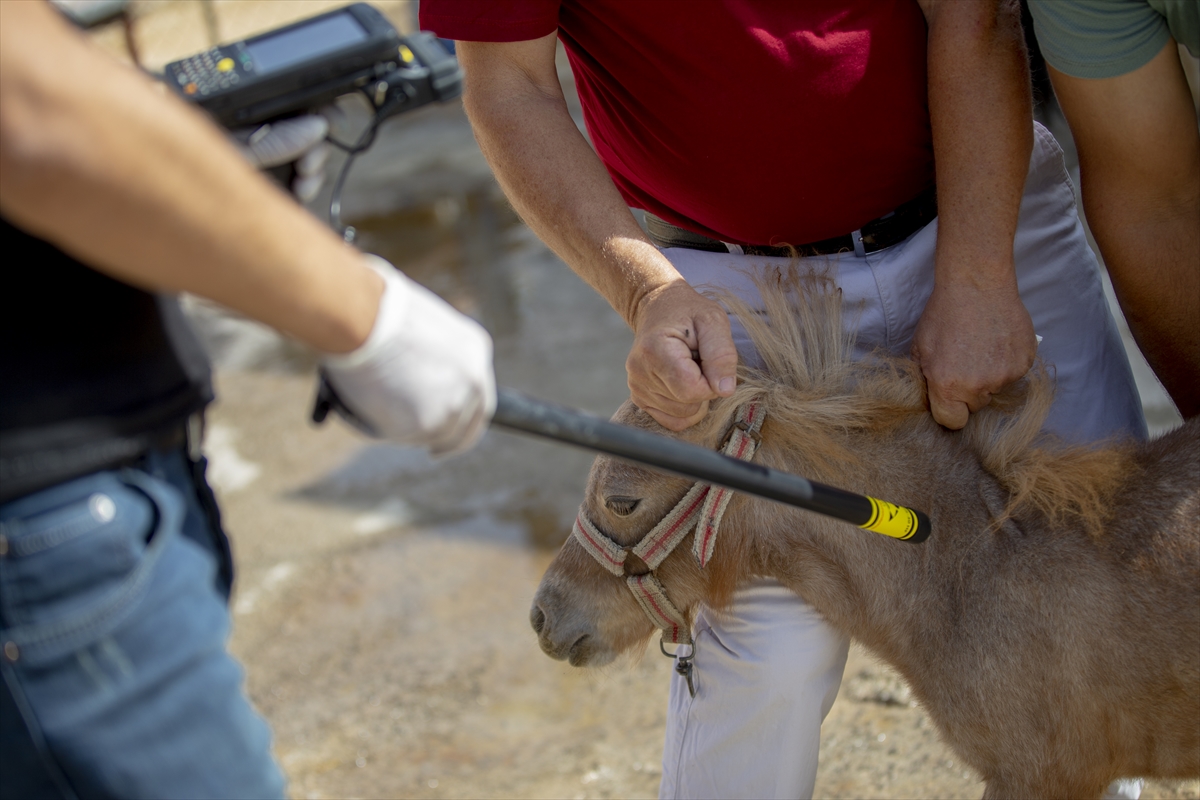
[530,605,546,634]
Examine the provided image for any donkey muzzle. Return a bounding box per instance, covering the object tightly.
[530,592,597,666]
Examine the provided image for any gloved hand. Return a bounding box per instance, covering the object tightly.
[319,256,496,456]
[234,114,331,202]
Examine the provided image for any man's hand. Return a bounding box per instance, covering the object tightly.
[321,256,496,456]
[457,37,735,432]
[912,272,1036,429]
[627,281,738,431]
[917,0,1034,429]
[234,114,331,202]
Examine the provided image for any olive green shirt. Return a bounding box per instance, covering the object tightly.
[1029,0,1199,79]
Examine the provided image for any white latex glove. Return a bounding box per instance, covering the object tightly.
[235,114,331,202]
[321,256,496,456]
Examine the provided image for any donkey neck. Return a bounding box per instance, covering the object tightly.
[746,421,995,659]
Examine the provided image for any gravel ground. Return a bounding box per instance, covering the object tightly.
[119,4,1196,794]
[206,357,1196,799]
[200,180,1195,799]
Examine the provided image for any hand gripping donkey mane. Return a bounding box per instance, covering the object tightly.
[530,269,1200,799]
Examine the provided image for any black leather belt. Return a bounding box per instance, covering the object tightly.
[0,416,197,505]
[644,188,937,258]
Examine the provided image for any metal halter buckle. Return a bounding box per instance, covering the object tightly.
[719,417,762,451]
[661,638,696,697]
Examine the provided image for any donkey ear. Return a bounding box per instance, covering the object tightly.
[604,496,641,516]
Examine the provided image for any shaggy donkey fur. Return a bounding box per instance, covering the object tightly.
[531,270,1199,798]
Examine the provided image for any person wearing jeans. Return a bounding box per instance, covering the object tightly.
[0,2,494,796]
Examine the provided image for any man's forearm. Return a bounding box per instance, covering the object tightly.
[0,1,380,355]
[912,0,1037,428]
[457,36,738,429]
[923,0,1032,283]
[458,36,681,328]
[1049,43,1200,417]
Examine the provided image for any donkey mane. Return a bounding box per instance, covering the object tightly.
[696,268,1134,537]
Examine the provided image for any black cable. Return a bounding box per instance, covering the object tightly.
[327,107,385,241]
[326,85,415,240]
[325,87,385,153]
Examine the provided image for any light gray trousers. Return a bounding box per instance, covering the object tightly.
[657,122,1147,800]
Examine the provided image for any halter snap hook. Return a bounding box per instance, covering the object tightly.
[660,637,697,697]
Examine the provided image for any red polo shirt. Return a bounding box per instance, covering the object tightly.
[421,1,933,246]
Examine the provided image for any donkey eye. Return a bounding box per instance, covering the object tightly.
[604,496,641,516]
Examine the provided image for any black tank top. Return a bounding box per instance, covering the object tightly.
[0,217,213,502]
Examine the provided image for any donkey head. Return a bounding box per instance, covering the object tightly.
[530,399,750,667]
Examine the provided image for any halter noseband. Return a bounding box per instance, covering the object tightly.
[571,402,766,695]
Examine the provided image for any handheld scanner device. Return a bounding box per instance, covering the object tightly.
[165,3,419,127]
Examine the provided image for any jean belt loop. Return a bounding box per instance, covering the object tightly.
[851,229,866,258]
[185,412,205,462]
[723,242,745,256]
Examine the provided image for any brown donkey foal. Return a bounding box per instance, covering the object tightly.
[530,270,1199,798]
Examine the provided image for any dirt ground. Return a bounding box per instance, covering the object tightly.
[205,342,1196,800]
[206,356,1196,800]
[79,3,1198,797]
[198,168,1196,800]
[204,358,1197,800]
[211,169,1193,791]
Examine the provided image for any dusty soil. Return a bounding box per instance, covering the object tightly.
[206,360,1198,800]
[201,197,1196,800]
[101,3,1195,795]
[208,358,1196,799]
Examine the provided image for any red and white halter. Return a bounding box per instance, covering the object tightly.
[571,403,767,665]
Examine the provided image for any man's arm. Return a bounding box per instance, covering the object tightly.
[1,1,495,453]
[913,0,1037,429]
[1049,42,1200,418]
[0,0,381,355]
[456,35,737,431]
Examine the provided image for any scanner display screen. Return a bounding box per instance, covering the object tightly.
[245,13,368,75]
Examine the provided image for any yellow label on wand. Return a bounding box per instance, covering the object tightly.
[860,497,919,540]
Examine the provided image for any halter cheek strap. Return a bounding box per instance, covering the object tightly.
[693,404,765,568]
[573,480,709,645]
[571,402,767,654]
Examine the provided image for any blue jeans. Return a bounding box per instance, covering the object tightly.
[0,447,285,799]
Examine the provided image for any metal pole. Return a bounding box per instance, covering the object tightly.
[491,388,930,543]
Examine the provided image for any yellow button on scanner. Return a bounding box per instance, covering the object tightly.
[398,45,414,64]
[217,57,235,72]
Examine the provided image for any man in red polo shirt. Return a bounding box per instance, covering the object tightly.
[421,1,1147,796]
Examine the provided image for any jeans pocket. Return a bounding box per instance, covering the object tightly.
[0,470,180,666]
